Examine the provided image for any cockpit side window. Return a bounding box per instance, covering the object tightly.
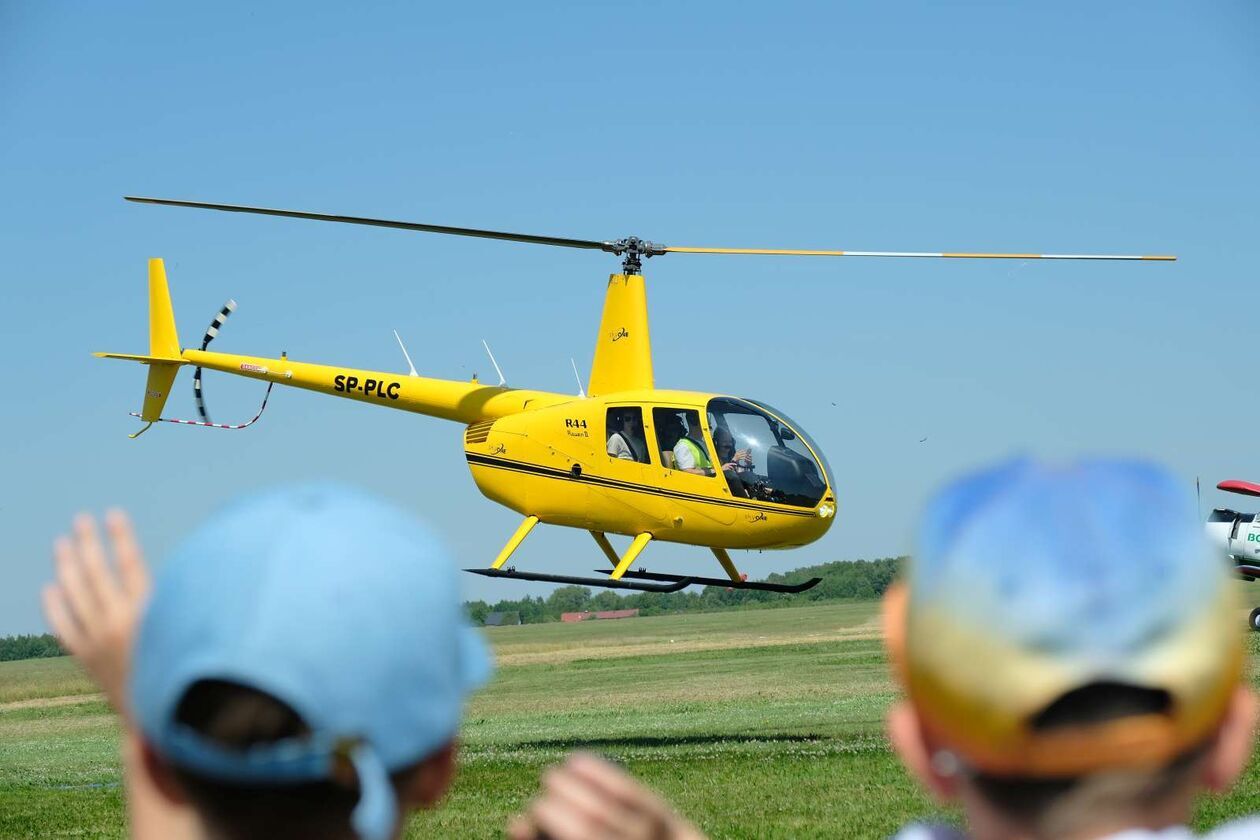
[652,408,715,475]
[605,407,650,464]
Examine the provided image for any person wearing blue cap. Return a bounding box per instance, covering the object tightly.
[508,457,1260,840]
[43,484,492,840]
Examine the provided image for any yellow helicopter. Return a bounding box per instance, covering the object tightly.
[99,197,1175,593]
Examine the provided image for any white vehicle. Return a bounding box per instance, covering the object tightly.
[1204,479,1260,631]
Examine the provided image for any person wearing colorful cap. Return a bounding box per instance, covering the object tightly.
[507,457,1260,840]
[43,484,492,840]
[885,457,1259,840]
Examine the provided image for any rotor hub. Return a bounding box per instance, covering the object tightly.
[604,236,665,274]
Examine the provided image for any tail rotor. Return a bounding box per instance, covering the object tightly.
[194,300,236,422]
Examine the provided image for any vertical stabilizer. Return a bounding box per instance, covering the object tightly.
[148,258,181,359]
[588,273,653,396]
[139,258,183,422]
[94,259,187,429]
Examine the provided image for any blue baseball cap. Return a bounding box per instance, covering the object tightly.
[884,457,1243,777]
[131,483,493,840]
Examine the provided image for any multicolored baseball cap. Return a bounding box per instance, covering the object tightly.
[884,457,1243,777]
[131,483,493,840]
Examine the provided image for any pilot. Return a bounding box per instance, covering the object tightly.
[713,426,752,497]
[713,427,753,474]
[672,413,715,476]
[606,409,646,463]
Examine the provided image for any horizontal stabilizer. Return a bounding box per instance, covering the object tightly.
[94,351,187,364]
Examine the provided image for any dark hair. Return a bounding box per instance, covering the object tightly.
[611,408,637,427]
[971,682,1204,828]
[169,680,423,840]
[658,415,684,447]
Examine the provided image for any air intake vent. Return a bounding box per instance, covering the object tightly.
[465,420,494,445]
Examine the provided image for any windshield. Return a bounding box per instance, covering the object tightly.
[706,397,829,508]
[744,398,832,486]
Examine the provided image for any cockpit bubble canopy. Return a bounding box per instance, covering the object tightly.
[706,397,830,508]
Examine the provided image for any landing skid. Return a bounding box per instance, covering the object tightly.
[466,566,692,593]
[596,568,823,594]
[469,518,824,595]
[462,565,822,594]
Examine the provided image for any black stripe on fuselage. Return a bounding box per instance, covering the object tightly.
[465,453,818,518]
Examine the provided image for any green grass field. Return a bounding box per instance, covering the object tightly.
[3,602,1259,838]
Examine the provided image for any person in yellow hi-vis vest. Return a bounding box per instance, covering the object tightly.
[671,410,714,476]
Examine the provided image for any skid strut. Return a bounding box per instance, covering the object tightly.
[492,515,539,570]
[468,521,821,593]
[610,533,652,580]
[711,547,743,582]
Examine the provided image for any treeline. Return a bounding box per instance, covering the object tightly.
[1,560,904,659]
[465,556,904,626]
[0,633,65,662]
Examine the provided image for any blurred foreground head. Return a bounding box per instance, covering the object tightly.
[885,458,1255,838]
[130,483,492,840]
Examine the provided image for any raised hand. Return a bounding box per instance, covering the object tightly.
[508,753,707,840]
[42,510,151,720]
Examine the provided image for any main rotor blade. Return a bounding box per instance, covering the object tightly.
[663,246,1176,261]
[124,196,612,252]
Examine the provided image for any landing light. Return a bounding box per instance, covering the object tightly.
[817,501,835,519]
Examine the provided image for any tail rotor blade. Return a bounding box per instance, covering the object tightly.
[194,366,209,421]
[201,299,237,350]
[194,299,238,422]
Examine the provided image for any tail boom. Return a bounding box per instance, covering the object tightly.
[181,349,569,425]
[96,257,570,429]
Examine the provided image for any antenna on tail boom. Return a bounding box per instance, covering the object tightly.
[393,330,419,377]
[482,340,507,387]
[570,358,586,398]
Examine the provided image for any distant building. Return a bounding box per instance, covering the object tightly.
[560,609,640,623]
[595,609,639,620]
[484,611,521,626]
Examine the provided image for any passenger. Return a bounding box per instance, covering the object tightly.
[672,412,714,476]
[607,409,646,463]
[655,414,684,466]
[508,457,1260,840]
[42,485,492,840]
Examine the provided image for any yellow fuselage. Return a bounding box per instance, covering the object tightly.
[185,349,834,549]
[465,389,834,549]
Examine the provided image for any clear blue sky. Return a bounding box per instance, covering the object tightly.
[3,1,1257,634]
